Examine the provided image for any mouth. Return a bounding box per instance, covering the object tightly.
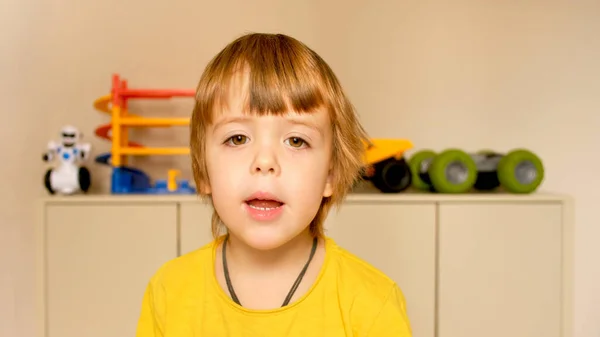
[244,191,285,211]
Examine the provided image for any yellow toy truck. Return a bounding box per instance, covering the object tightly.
[362,139,414,193]
[361,141,544,194]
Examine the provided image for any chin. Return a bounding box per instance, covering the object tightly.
[237,230,294,251]
[228,223,309,251]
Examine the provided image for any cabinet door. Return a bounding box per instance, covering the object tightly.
[438,203,563,337]
[43,203,178,337]
[325,202,437,337]
[179,201,214,255]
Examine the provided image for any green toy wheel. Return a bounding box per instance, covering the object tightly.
[497,149,544,193]
[408,150,436,190]
[428,149,477,193]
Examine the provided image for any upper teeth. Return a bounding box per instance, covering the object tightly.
[249,205,278,211]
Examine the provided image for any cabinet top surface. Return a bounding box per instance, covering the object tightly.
[38,191,570,205]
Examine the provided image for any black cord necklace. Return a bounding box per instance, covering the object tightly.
[222,235,318,307]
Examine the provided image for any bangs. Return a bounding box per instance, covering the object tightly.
[195,34,330,123]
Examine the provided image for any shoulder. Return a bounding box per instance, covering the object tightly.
[325,237,396,295]
[136,240,219,335]
[147,239,217,291]
[325,238,413,336]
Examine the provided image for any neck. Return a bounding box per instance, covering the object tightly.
[224,230,316,273]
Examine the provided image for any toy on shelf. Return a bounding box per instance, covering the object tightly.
[93,74,417,195]
[42,125,92,195]
[93,74,195,194]
[409,148,545,194]
[361,139,414,193]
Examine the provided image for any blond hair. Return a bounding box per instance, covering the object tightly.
[190,33,369,239]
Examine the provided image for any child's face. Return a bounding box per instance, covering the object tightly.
[202,91,334,250]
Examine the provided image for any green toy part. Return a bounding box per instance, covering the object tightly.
[476,149,497,156]
[428,149,478,193]
[497,149,544,193]
[408,150,436,190]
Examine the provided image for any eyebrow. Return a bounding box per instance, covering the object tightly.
[211,115,324,137]
[287,118,324,137]
[212,116,250,134]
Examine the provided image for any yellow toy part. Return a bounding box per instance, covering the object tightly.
[93,93,191,167]
[167,169,181,192]
[363,138,414,165]
[93,94,112,114]
[360,138,414,194]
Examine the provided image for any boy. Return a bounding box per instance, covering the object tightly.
[136,32,413,336]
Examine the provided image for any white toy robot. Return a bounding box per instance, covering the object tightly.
[42,125,92,195]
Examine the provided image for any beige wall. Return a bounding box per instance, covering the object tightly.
[2,1,599,337]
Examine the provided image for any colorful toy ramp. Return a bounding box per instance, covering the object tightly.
[93,74,196,194]
[111,167,151,194]
[110,167,195,194]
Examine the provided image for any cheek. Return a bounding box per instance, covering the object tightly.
[205,150,245,194]
[283,152,331,194]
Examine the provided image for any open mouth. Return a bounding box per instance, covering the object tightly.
[245,199,284,210]
[244,192,285,214]
[245,196,285,221]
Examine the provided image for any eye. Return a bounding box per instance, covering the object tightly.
[285,137,308,148]
[225,135,249,146]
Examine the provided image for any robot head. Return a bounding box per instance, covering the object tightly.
[61,125,81,147]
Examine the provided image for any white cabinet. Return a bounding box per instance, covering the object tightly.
[37,201,178,337]
[36,193,573,337]
[437,202,564,337]
[179,200,213,255]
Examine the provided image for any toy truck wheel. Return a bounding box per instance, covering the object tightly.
[408,150,436,190]
[428,149,477,193]
[497,149,544,193]
[371,157,412,193]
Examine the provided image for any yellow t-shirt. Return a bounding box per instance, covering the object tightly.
[136,236,413,337]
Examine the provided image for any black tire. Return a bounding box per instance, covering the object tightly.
[371,157,412,193]
[44,169,55,194]
[79,166,91,193]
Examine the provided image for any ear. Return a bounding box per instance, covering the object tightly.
[322,167,334,198]
[199,178,212,195]
[200,184,211,195]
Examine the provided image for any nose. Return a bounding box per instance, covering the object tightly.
[251,144,280,176]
